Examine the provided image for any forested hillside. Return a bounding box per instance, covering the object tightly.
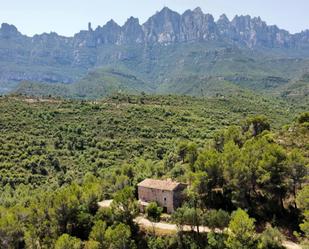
[0,94,297,187]
[13,45,309,101]
[0,95,308,248]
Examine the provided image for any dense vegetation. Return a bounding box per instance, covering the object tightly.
[0,93,296,187]
[1,7,308,248]
[11,41,309,102]
[0,95,308,249]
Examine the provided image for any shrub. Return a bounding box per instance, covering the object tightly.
[146,202,163,222]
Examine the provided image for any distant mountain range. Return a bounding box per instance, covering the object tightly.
[1,7,309,102]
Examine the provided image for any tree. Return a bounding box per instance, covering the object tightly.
[53,184,80,234]
[188,171,210,209]
[296,185,309,238]
[285,150,307,203]
[177,141,189,163]
[146,202,162,222]
[54,234,82,249]
[172,207,188,233]
[225,209,257,249]
[146,202,162,236]
[112,186,139,225]
[258,225,285,249]
[257,142,289,212]
[104,223,135,249]
[25,199,57,249]
[194,148,223,190]
[89,220,107,249]
[298,112,309,124]
[186,142,198,166]
[172,206,199,233]
[0,208,25,249]
[172,205,203,247]
[243,115,270,137]
[147,237,167,249]
[222,141,250,208]
[75,205,94,240]
[213,126,244,152]
[207,232,227,249]
[203,209,230,230]
[84,240,101,249]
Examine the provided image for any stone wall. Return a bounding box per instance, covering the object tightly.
[138,186,175,213]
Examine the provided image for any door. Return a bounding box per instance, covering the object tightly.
[163,196,168,213]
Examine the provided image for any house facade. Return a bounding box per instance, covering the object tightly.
[137,178,187,213]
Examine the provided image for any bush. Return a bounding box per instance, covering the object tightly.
[146,202,163,222]
[258,225,285,249]
[225,209,257,249]
[203,209,231,230]
[298,112,309,124]
[54,234,82,249]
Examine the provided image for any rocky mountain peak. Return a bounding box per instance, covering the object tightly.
[0,23,20,38]
[124,17,140,26]
[218,14,229,24]
[251,16,266,28]
[160,7,175,15]
[193,7,203,14]
[231,15,252,30]
[143,6,181,44]
[205,14,215,23]
[1,7,307,49]
[104,19,120,29]
[1,6,309,87]
[122,17,144,44]
[151,7,181,22]
[90,19,122,45]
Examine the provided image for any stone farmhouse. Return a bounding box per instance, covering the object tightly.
[137,178,187,213]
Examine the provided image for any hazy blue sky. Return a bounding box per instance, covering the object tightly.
[0,0,308,36]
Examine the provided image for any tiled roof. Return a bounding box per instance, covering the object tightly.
[137,178,182,191]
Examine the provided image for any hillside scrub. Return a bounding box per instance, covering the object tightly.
[0,95,307,248]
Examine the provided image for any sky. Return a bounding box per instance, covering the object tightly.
[0,0,308,37]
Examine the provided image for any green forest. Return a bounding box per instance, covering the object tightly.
[0,94,308,249]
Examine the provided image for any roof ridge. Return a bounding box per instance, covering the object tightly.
[138,178,182,191]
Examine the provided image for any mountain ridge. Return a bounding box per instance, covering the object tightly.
[1,7,309,98]
[2,7,309,39]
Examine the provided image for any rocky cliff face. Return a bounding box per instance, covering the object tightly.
[76,7,306,48]
[1,7,309,87]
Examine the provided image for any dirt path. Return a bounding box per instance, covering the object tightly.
[282,241,302,249]
[134,216,302,249]
[135,216,211,234]
[99,201,301,249]
[134,216,222,235]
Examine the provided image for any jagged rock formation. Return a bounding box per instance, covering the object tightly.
[69,7,308,48]
[1,7,309,87]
